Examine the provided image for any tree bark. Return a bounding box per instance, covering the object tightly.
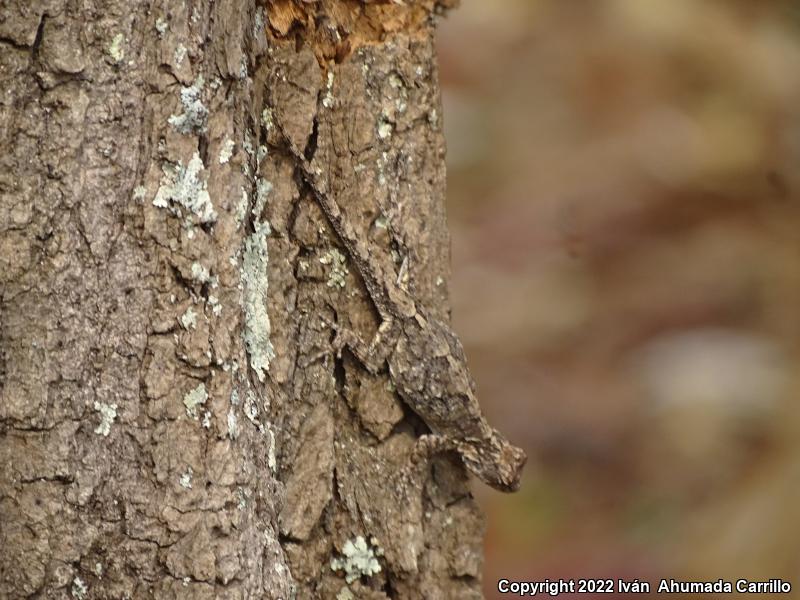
[1,0,484,598]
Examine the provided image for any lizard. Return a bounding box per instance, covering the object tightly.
[280,130,527,493]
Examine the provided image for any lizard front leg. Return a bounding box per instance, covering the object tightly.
[327,315,400,376]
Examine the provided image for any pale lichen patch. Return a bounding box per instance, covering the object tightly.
[244,390,259,424]
[266,425,277,472]
[236,486,250,510]
[168,77,208,134]
[183,383,208,418]
[180,306,197,329]
[377,118,393,140]
[71,576,88,599]
[337,587,355,600]
[322,71,335,108]
[133,185,146,201]
[155,17,168,37]
[107,33,125,63]
[179,467,193,489]
[227,410,239,439]
[207,295,222,317]
[153,153,217,225]
[254,7,265,36]
[93,402,118,436]
[219,138,235,164]
[243,131,255,158]
[261,108,274,131]
[228,389,240,439]
[428,108,439,128]
[174,44,187,66]
[236,188,249,227]
[253,179,272,219]
[191,262,211,284]
[330,536,382,584]
[320,249,348,289]
[241,222,275,382]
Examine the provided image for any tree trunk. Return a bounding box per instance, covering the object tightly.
[1,0,485,598]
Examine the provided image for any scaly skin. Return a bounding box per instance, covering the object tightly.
[285,135,526,492]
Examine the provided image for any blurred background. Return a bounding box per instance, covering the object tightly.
[437,1,800,597]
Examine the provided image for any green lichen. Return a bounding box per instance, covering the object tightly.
[261,108,274,131]
[219,138,235,164]
[174,44,187,66]
[180,306,197,329]
[228,389,240,439]
[93,402,118,436]
[428,108,439,128]
[253,7,265,36]
[168,77,208,134]
[320,249,348,289]
[241,222,275,382]
[236,486,249,509]
[190,262,211,284]
[377,117,393,140]
[322,71,335,108]
[153,153,217,225]
[253,178,272,220]
[243,132,254,158]
[179,467,193,489]
[236,188,249,227]
[71,576,88,599]
[337,587,354,600]
[266,425,277,472]
[107,34,125,63]
[330,536,382,584]
[183,383,208,419]
[244,390,259,424]
[155,17,168,37]
[207,295,222,317]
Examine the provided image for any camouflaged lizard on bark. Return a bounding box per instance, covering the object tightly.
[284,138,527,492]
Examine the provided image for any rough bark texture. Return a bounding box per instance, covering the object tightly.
[1,0,483,598]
